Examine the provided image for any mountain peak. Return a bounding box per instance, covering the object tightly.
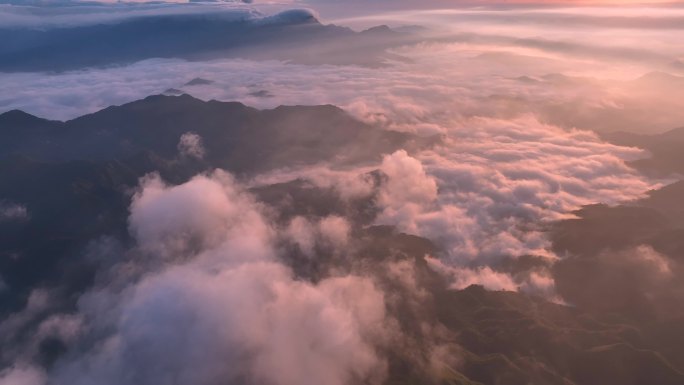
[184,78,214,87]
[361,25,393,34]
[258,9,320,26]
[0,109,39,121]
[634,71,684,85]
[0,109,53,126]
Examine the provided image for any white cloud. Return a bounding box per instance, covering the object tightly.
[178,132,206,159]
[43,171,390,385]
[285,215,351,257]
[129,171,273,260]
[4,36,684,134]
[0,365,45,385]
[0,201,29,222]
[375,115,657,264]
[256,115,658,298]
[318,215,350,248]
[426,256,517,292]
[285,216,316,256]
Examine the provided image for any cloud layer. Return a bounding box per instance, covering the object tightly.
[2,2,683,383]
[1,1,674,299]
[0,172,392,385]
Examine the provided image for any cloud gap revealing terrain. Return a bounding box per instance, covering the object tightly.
[1,1,684,385]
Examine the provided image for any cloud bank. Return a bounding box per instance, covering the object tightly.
[1,171,392,385]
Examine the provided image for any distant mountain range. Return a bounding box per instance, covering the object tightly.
[0,94,432,172]
[0,9,413,71]
[602,125,684,176]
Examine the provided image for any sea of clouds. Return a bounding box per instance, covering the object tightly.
[1,2,683,384]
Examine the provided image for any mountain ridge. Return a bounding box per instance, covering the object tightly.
[0,9,412,71]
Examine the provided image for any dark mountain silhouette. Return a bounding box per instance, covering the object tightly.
[184,77,214,86]
[1,94,433,173]
[0,9,413,71]
[548,180,684,374]
[601,126,684,175]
